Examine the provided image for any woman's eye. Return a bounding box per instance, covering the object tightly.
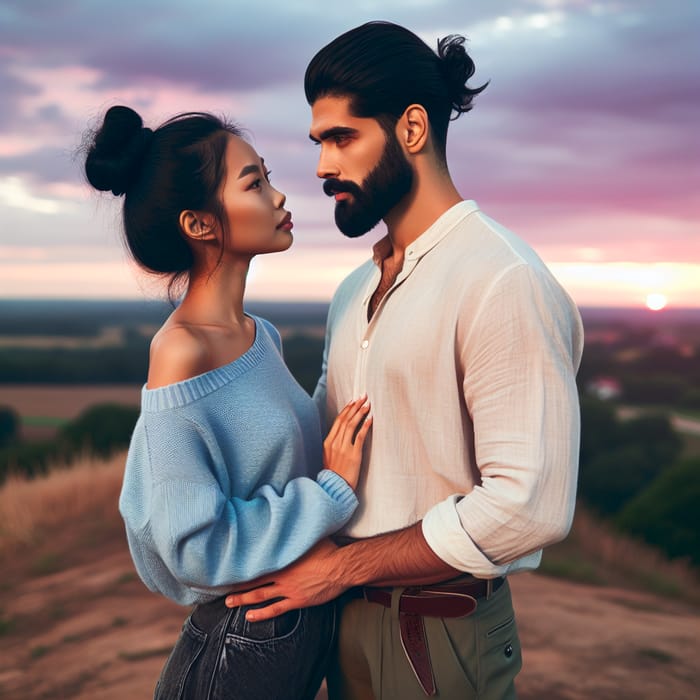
[265,170,272,182]
[249,179,262,190]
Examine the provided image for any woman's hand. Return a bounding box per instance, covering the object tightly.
[323,397,372,490]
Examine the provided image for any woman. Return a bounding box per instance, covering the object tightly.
[83,105,371,699]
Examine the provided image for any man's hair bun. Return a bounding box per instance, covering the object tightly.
[437,35,488,116]
[85,105,153,196]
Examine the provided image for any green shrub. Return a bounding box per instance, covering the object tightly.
[0,440,72,482]
[616,458,700,567]
[60,404,139,458]
[679,388,700,411]
[578,397,620,466]
[617,413,683,468]
[579,445,658,516]
[0,406,19,449]
[0,403,139,483]
[577,401,682,516]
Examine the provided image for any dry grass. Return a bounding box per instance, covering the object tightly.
[2,450,698,607]
[543,505,700,606]
[0,452,126,552]
[581,507,700,601]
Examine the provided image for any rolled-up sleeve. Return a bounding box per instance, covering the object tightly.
[422,263,583,575]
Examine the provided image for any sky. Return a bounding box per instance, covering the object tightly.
[0,0,698,308]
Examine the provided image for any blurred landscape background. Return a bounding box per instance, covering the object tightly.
[1,1,698,696]
[1,298,699,698]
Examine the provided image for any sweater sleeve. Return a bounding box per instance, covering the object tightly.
[135,413,358,594]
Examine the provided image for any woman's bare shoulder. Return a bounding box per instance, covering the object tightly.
[147,323,211,388]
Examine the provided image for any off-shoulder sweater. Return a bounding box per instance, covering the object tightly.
[119,315,357,606]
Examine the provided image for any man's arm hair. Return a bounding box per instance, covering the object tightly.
[333,521,462,588]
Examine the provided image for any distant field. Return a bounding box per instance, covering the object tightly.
[0,384,142,440]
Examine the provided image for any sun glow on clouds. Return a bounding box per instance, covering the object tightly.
[1,250,698,308]
[246,248,373,301]
[0,246,373,302]
[0,260,144,299]
[548,262,700,308]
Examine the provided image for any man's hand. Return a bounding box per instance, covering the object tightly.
[225,523,460,622]
[224,538,347,622]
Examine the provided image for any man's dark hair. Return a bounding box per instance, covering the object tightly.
[304,21,487,160]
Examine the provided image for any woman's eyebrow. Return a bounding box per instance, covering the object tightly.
[238,163,262,179]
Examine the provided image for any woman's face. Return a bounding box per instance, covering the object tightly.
[217,135,293,257]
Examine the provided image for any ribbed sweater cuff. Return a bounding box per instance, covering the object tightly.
[317,469,358,516]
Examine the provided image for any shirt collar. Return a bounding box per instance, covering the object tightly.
[372,200,480,266]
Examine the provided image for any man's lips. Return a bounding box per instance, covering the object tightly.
[322,179,356,201]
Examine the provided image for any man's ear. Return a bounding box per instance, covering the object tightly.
[397,104,429,155]
[179,210,217,242]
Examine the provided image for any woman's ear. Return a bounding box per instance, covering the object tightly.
[179,210,217,242]
[397,104,429,155]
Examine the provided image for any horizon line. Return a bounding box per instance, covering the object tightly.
[2,297,700,312]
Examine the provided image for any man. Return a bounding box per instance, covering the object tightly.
[226,21,584,699]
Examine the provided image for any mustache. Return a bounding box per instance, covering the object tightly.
[322,178,363,198]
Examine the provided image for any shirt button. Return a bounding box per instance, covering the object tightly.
[361,340,369,349]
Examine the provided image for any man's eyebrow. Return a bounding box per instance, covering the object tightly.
[237,158,266,179]
[308,126,358,143]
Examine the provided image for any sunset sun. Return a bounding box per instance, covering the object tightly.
[645,293,668,311]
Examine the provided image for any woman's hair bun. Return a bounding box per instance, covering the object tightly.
[437,35,488,116]
[85,105,153,196]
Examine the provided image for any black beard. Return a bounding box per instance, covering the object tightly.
[323,131,414,238]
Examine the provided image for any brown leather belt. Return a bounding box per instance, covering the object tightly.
[357,576,505,696]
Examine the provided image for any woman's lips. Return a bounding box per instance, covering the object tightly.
[277,212,293,230]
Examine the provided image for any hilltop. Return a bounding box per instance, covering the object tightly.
[1,456,699,699]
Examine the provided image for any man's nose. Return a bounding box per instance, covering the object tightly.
[316,147,339,180]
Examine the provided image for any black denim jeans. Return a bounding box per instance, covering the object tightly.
[154,597,336,700]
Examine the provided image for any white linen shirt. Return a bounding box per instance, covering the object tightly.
[313,200,584,577]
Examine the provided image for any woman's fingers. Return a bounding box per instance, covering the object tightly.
[327,396,366,445]
[323,396,372,488]
[325,397,357,444]
[336,398,370,447]
[352,412,373,450]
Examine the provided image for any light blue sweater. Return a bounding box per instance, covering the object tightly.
[118,315,358,606]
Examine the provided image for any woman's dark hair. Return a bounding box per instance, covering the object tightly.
[84,105,242,294]
[304,21,488,160]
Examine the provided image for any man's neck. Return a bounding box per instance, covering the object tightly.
[384,175,462,257]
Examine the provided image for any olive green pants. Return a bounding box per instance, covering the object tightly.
[327,579,521,699]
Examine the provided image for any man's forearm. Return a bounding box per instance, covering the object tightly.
[334,521,462,588]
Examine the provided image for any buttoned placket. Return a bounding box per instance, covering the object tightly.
[352,249,420,398]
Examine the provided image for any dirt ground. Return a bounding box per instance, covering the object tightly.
[1,542,699,700]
